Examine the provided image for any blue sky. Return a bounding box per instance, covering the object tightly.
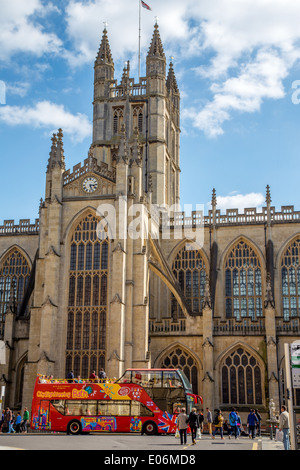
[1,0,300,223]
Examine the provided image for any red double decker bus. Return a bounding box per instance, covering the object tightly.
[31,369,202,435]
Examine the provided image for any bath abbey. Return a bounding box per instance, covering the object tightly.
[1,24,300,422]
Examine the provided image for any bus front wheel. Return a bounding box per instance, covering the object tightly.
[142,421,158,436]
[67,420,82,435]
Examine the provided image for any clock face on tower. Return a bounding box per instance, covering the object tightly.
[82,176,98,193]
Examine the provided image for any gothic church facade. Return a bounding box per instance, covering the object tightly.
[1,25,300,421]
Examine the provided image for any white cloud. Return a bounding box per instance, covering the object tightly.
[63,0,190,67]
[179,0,300,137]
[208,191,265,213]
[6,82,31,98]
[0,101,92,142]
[2,0,300,139]
[0,0,62,61]
[61,0,300,137]
[185,48,293,137]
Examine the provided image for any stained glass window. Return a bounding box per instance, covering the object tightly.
[281,238,300,320]
[0,249,30,339]
[171,244,207,317]
[221,348,263,405]
[224,240,263,320]
[66,213,109,378]
[161,348,198,394]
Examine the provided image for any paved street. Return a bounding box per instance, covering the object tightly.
[0,432,285,452]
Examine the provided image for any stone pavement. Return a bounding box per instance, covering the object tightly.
[259,436,290,451]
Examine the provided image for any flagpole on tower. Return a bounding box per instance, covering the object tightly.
[139,1,152,79]
[138,0,141,79]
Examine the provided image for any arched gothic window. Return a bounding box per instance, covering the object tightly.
[66,213,109,378]
[281,237,300,321]
[221,348,263,405]
[133,106,143,134]
[171,244,207,317]
[161,348,199,394]
[113,107,124,135]
[225,239,263,320]
[0,249,30,339]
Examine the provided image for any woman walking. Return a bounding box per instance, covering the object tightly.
[212,409,224,440]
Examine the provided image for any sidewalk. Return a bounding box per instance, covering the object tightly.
[259,436,289,451]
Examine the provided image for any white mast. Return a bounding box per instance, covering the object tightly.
[138,0,141,79]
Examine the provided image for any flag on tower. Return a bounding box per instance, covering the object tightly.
[141,1,152,10]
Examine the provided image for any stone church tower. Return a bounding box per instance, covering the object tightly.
[1,24,300,424]
[0,24,182,409]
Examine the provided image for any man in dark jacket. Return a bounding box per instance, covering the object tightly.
[247,409,258,439]
[188,408,199,445]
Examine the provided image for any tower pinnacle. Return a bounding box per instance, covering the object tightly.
[147,23,166,60]
[95,27,114,66]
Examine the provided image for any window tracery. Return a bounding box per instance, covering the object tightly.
[160,348,198,394]
[0,248,30,338]
[66,213,109,378]
[281,237,300,320]
[224,239,263,320]
[221,347,263,405]
[171,244,207,317]
[113,107,124,135]
[132,105,143,134]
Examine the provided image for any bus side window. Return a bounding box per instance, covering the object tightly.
[86,401,97,416]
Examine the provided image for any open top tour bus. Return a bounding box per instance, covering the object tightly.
[31,368,202,435]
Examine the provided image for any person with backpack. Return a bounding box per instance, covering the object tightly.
[228,408,238,439]
[247,409,259,439]
[187,408,199,445]
[212,409,224,440]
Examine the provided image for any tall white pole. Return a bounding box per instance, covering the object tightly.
[138,0,141,79]
[284,343,297,450]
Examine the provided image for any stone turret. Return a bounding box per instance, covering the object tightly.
[146,23,166,96]
[46,129,65,202]
[94,27,114,93]
[93,27,115,145]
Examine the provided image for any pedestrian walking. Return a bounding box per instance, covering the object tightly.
[188,408,199,445]
[236,411,242,437]
[247,409,258,439]
[3,408,12,433]
[15,412,22,433]
[177,407,189,445]
[22,407,29,433]
[206,407,212,436]
[212,409,224,440]
[255,409,262,437]
[0,410,4,433]
[198,410,204,438]
[228,408,238,439]
[279,405,290,451]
